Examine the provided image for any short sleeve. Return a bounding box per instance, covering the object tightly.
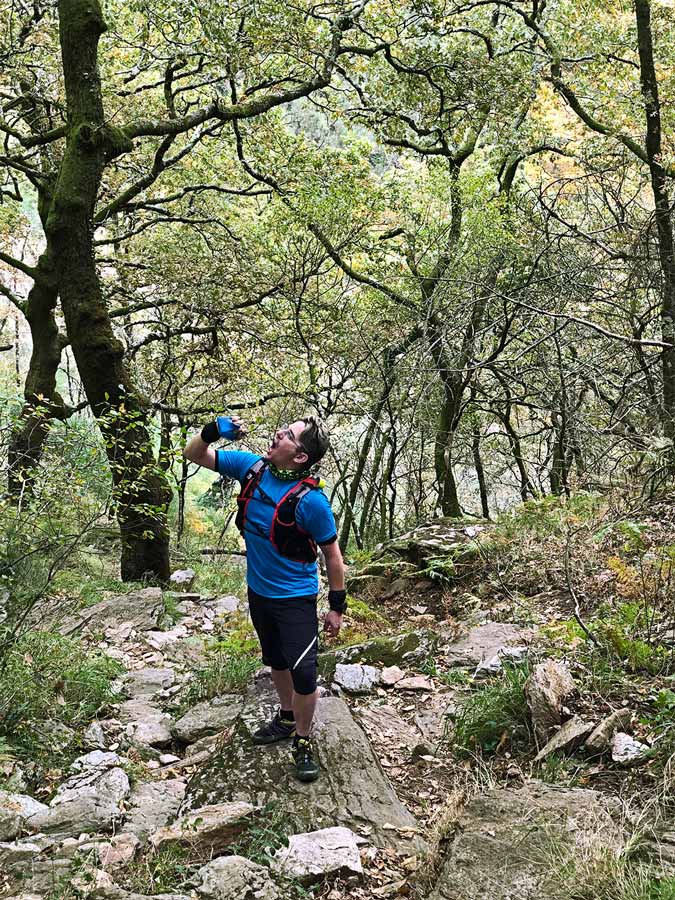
[216,450,261,482]
[296,489,337,544]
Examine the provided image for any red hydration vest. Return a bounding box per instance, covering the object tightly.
[235,459,321,563]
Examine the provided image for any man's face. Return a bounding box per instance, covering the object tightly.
[265,420,309,469]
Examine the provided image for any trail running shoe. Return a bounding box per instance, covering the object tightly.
[252,709,296,745]
[292,736,320,782]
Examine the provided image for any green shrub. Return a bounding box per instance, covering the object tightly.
[182,624,260,706]
[451,661,532,757]
[0,631,122,753]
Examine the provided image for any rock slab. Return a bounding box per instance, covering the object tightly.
[271,826,363,883]
[194,855,278,899]
[427,782,621,900]
[173,695,243,743]
[182,692,425,853]
[525,660,575,743]
[150,801,256,852]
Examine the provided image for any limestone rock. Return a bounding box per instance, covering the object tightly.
[60,588,163,634]
[149,801,256,852]
[121,779,186,841]
[194,855,278,900]
[69,751,121,773]
[207,596,240,615]
[0,838,44,871]
[394,674,433,691]
[83,722,108,750]
[118,699,173,747]
[26,767,129,837]
[427,782,622,900]
[173,695,243,743]
[525,660,575,743]
[182,690,425,854]
[474,646,527,678]
[318,629,438,680]
[380,665,405,686]
[271,826,363,883]
[97,832,140,868]
[0,792,48,841]
[170,569,196,590]
[534,717,594,762]
[585,709,632,753]
[123,668,175,700]
[611,732,650,766]
[333,663,381,694]
[445,622,531,669]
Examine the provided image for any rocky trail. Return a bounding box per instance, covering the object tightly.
[1,522,674,900]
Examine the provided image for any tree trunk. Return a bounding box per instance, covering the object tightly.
[7,249,66,501]
[47,0,171,581]
[471,422,490,518]
[635,0,675,439]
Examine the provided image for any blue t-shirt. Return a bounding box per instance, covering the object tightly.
[216,450,337,598]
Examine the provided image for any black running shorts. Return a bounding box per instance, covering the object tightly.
[247,588,319,695]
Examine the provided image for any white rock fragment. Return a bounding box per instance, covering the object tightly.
[271,826,363,883]
[380,665,405,686]
[611,732,650,766]
[333,663,381,694]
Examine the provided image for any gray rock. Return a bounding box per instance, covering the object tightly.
[394,674,433,691]
[0,792,49,841]
[474,646,527,678]
[83,722,108,750]
[194,855,278,900]
[584,709,632,753]
[207,596,240,615]
[123,668,176,700]
[169,569,196,590]
[37,721,75,752]
[271,825,363,883]
[333,663,381,693]
[534,717,594,762]
[356,704,420,750]
[318,629,438,680]
[445,622,531,669]
[182,691,426,854]
[173,695,243,743]
[525,660,576,744]
[118,699,173,747]
[69,751,121,773]
[27,768,129,837]
[17,858,71,894]
[427,782,622,900]
[611,732,650,766]
[60,587,164,634]
[149,801,256,852]
[0,838,44,870]
[121,779,186,841]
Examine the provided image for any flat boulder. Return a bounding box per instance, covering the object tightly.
[318,630,437,680]
[117,699,173,747]
[194,855,278,900]
[444,622,531,669]
[333,663,380,694]
[121,779,187,841]
[123,668,176,700]
[149,801,256,853]
[60,588,163,634]
[182,686,425,854]
[172,695,243,743]
[271,825,363,883]
[427,782,621,900]
[0,792,48,841]
[26,767,129,837]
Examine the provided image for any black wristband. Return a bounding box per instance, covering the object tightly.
[328,589,347,614]
[200,421,220,444]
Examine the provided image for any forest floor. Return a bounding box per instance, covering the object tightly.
[1,490,675,899]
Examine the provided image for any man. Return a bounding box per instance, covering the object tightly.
[183,414,346,782]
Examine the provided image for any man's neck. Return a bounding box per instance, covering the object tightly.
[267,461,312,481]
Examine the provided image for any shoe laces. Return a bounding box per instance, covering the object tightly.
[294,737,313,760]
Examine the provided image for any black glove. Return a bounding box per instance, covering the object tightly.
[200,421,220,444]
[328,589,347,614]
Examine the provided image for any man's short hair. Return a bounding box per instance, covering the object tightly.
[300,416,330,466]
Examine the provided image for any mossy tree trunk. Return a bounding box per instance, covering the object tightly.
[46,0,171,580]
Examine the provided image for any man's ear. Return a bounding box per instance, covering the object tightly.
[295,450,309,466]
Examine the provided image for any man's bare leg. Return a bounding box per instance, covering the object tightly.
[270,670,317,735]
[293,689,318,737]
[270,668,294,710]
